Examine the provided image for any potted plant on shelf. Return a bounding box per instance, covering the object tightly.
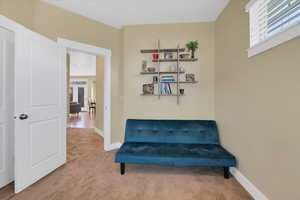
[142,60,147,72]
[186,40,198,59]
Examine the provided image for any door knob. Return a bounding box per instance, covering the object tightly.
[19,114,29,120]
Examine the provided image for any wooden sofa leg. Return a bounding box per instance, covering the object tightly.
[120,163,125,175]
[224,167,230,179]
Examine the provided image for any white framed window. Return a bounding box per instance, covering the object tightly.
[246,0,300,57]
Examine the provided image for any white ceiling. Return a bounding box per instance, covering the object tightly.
[41,0,230,29]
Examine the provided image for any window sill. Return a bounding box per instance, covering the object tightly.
[247,22,300,58]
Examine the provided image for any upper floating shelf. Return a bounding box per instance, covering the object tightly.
[141,48,185,53]
[152,58,198,62]
[140,72,185,75]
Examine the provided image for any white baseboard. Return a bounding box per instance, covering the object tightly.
[94,128,104,137]
[94,128,121,151]
[230,167,269,200]
[104,142,122,151]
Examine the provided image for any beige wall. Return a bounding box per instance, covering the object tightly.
[0,0,124,143]
[215,0,300,199]
[122,23,215,140]
[96,56,104,131]
[0,0,35,29]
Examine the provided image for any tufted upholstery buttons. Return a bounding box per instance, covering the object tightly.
[137,129,143,133]
[126,120,219,144]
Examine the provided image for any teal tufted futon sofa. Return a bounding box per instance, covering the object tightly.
[115,119,236,179]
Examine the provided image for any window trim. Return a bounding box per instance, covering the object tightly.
[246,0,300,57]
[247,22,300,57]
[245,0,259,12]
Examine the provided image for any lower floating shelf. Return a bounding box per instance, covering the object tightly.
[141,94,184,96]
[159,81,198,84]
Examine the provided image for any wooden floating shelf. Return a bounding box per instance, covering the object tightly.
[141,94,184,96]
[159,81,198,84]
[140,41,197,105]
[141,48,185,53]
[152,58,198,62]
[140,72,185,75]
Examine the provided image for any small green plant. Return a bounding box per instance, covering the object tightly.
[142,60,147,67]
[186,40,199,58]
[142,60,147,72]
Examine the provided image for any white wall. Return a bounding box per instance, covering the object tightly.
[69,51,96,76]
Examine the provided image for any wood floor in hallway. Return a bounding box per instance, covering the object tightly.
[0,128,253,200]
[68,112,95,128]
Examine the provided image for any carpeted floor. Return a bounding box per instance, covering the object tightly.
[0,128,253,200]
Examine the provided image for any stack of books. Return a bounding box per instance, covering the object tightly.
[160,75,175,83]
[160,83,172,95]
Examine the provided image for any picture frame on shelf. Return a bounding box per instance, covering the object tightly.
[143,84,154,95]
[186,73,195,82]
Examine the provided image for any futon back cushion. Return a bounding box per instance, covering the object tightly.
[124,119,220,145]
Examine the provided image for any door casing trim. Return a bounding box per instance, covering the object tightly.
[57,38,113,151]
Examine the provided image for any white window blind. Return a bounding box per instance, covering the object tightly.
[249,0,300,47]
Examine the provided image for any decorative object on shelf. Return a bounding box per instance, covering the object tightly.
[161,75,175,83]
[186,40,198,59]
[143,84,154,95]
[186,73,195,82]
[179,89,185,95]
[179,64,185,72]
[153,76,158,84]
[147,67,156,73]
[164,52,173,59]
[152,53,160,60]
[179,52,190,59]
[142,60,148,72]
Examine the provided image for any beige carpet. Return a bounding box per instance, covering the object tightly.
[0,128,253,200]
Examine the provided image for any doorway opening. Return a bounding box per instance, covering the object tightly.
[67,51,98,129]
[66,51,106,162]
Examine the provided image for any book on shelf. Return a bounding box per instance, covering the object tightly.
[161,75,175,83]
[161,80,176,83]
[160,83,172,95]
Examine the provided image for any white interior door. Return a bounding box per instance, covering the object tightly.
[14,29,66,193]
[0,27,14,189]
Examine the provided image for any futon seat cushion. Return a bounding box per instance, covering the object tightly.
[116,142,236,167]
